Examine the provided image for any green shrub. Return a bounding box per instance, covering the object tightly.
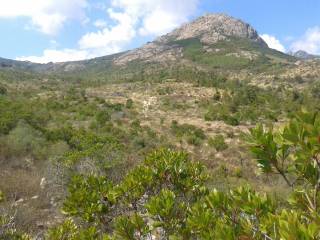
[49,122,320,240]
[46,219,98,240]
[5,121,48,159]
[186,135,202,146]
[233,167,243,178]
[95,110,111,125]
[204,105,239,126]
[0,98,32,135]
[125,98,134,109]
[0,214,31,239]
[0,85,7,95]
[0,190,4,202]
[63,175,114,222]
[208,135,228,151]
[157,86,173,95]
[171,121,206,142]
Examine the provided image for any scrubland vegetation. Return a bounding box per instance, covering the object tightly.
[1,63,320,239]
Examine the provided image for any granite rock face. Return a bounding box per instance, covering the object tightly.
[158,13,267,46]
[114,13,267,65]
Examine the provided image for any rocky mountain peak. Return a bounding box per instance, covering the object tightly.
[113,13,272,66]
[289,50,319,60]
[157,13,267,47]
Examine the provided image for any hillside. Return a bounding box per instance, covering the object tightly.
[1,13,320,239]
[0,14,298,75]
[2,14,320,87]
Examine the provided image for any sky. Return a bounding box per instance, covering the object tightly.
[0,0,319,63]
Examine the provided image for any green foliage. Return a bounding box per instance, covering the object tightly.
[204,104,240,126]
[187,186,275,239]
[247,110,320,191]
[0,97,32,135]
[157,86,174,95]
[0,214,31,240]
[171,121,206,145]
[208,134,228,151]
[2,56,320,239]
[49,111,320,239]
[246,110,320,236]
[59,149,208,238]
[63,175,115,222]
[125,98,134,109]
[63,129,122,167]
[5,121,48,159]
[173,38,251,69]
[0,190,4,202]
[111,214,150,240]
[146,189,186,235]
[95,110,111,125]
[0,85,7,95]
[46,219,98,240]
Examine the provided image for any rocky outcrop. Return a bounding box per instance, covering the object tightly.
[0,14,270,70]
[288,50,319,60]
[157,13,267,46]
[114,13,267,66]
[114,42,183,66]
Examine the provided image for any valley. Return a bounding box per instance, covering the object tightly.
[1,13,320,239]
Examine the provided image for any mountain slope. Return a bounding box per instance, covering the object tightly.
[0,13,298,77]
[113,13,294,70]
[289,50,319,60]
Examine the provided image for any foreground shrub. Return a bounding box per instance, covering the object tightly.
[0,214,31,240]
[46,111,320,239]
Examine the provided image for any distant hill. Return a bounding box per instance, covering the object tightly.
[288,50,319,60]
[0,13,298,77]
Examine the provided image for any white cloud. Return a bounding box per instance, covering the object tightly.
[93,19,108,28]
[16,45,124,63]
[17,49,90,63]
[79,9,136,50]
[0,0,88,35]
[16,0,200,63]
[260,34,286,52]
[76,0,199,60]
[80,0,199,50]
[111,0,199,36]
[290,27,320,54]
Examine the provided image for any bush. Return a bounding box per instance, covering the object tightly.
[5,121,48,159]
[48,124,320,240]
[157,86,173,95]
[171,121,206,145]
[0,85,7,95]
[208,135,228,151]
[0,98,32,135]
[0,190,4,202]
[95,110,111,125]
[186,135,202,146]
[46,219,98,240]
[171,121,205,139]
[223,115,240,126]
[125,98,134,109]
[204,105,240,126]
[0,214,31,240]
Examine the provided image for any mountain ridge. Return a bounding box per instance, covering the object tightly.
[0,13,295,74]
[288,50,319,60]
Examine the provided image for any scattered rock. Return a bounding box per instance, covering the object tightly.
[40,178,47,189]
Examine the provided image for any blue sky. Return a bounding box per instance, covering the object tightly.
[0,0,319,63]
